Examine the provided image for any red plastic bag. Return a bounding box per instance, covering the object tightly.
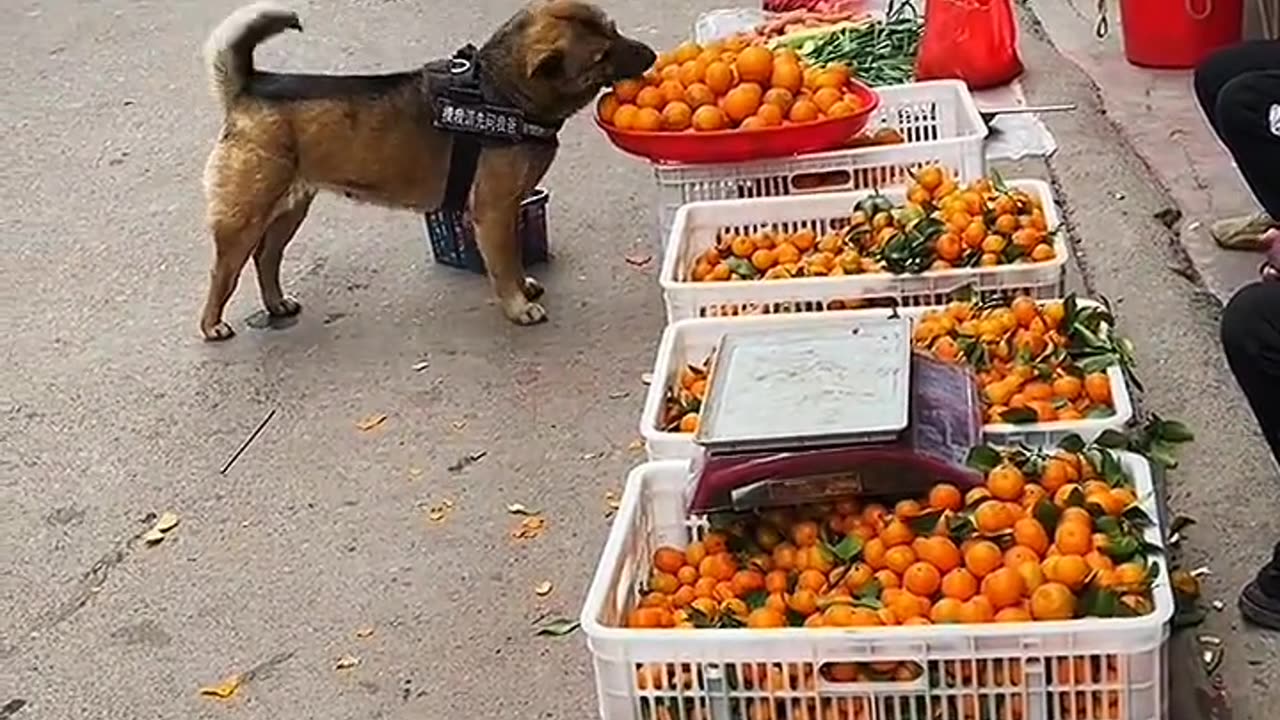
[915,0,1024,90]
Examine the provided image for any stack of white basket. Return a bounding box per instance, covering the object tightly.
[579,79,1170,720]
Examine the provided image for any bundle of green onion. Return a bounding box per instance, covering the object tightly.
[775,1,922,87]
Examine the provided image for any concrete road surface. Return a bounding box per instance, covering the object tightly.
[0,0,715,717]
[1,0,1277,718]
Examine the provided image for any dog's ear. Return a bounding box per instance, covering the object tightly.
[527,46,564,78]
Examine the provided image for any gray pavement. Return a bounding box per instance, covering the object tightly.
[1024,0,1265,304]
[1019,4,1280,717]
[0,0,717,717]
[1,0,1277,718]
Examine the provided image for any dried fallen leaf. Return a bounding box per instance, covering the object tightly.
[608,390,630,400]
[512,515,547,540]
[604,491,622,519]
[506,503,538,516]
[155,512,180,532]
[407,466,423,478]
[355,626,375,639]
[447,450,487,473]
[1169,514,1196,543]
[451,420,467,431]
[627,438,644,452]
[335,655,361,670]
[535,617,580,636]
[426,499,454,524]
[581,451,605,461]
[143,511,181,545]
[199,674,243,700]
[1153,207,1182,230]
[1200,641,1224,675]
[534,581,553,596]
[356,414,388,432]
[624,253,652,267]
[1171,569,1203,599]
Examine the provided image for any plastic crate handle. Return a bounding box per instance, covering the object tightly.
[814,658,930,695]
[788,169,854,194]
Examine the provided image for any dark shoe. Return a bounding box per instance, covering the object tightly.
[1239,580,1280,629]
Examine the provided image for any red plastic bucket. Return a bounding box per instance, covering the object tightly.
[1119,0,1243,68]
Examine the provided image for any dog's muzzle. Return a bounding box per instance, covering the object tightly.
[612,37,657,81]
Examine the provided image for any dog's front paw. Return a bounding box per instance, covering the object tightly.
[267,296,303,317]
[502,296,549,325]
[201,321,236,342]
[522,277,545,301]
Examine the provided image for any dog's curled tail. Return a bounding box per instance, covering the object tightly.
[204,2,302,106]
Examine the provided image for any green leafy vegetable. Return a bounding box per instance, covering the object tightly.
[965,444,1001,473]
[781,3,924,87]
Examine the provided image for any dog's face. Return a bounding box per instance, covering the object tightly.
[519,0,657,115]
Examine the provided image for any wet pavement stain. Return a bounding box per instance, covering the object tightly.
[110,620,172,648]
[44,505,86,527]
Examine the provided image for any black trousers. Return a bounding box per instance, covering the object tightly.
[1195,41,1280,219]
[1223,281,1280,593]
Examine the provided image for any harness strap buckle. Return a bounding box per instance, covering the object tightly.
[448,57,472,75]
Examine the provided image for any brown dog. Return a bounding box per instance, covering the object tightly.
[199,1,654,340]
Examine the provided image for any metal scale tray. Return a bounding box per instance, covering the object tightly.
[687,316,983,514]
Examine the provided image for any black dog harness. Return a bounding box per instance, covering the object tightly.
[427,45,562,211]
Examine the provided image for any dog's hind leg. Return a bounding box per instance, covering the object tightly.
[253,190,314,318]
[201,139,296,341]
[201,218,265,341]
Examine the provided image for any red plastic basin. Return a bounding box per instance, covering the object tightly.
[598,82,880,165]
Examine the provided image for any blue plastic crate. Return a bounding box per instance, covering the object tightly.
[423,187,550,274]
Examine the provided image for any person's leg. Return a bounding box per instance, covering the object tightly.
[1210,70,1280,250]
[1217,72,1280,221]
[1195,43,1280,248]
[1222,281,1280,626]
[1222,281,1280,456]
[1195,41,1280,134]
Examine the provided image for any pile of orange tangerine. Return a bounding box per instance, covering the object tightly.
[598,38,865,133]
[660,296,1117,436]
[913,296,1115,424]
[904,168,1057,268]
[683,167,1056,284]
[626,449,1156,631]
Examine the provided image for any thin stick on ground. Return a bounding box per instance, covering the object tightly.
[220,408,276,475]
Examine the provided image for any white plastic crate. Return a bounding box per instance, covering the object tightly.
[651,80,987,242]
[640,307,1133,461]
[660,180,1066,323]
[581,455,1172,720]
